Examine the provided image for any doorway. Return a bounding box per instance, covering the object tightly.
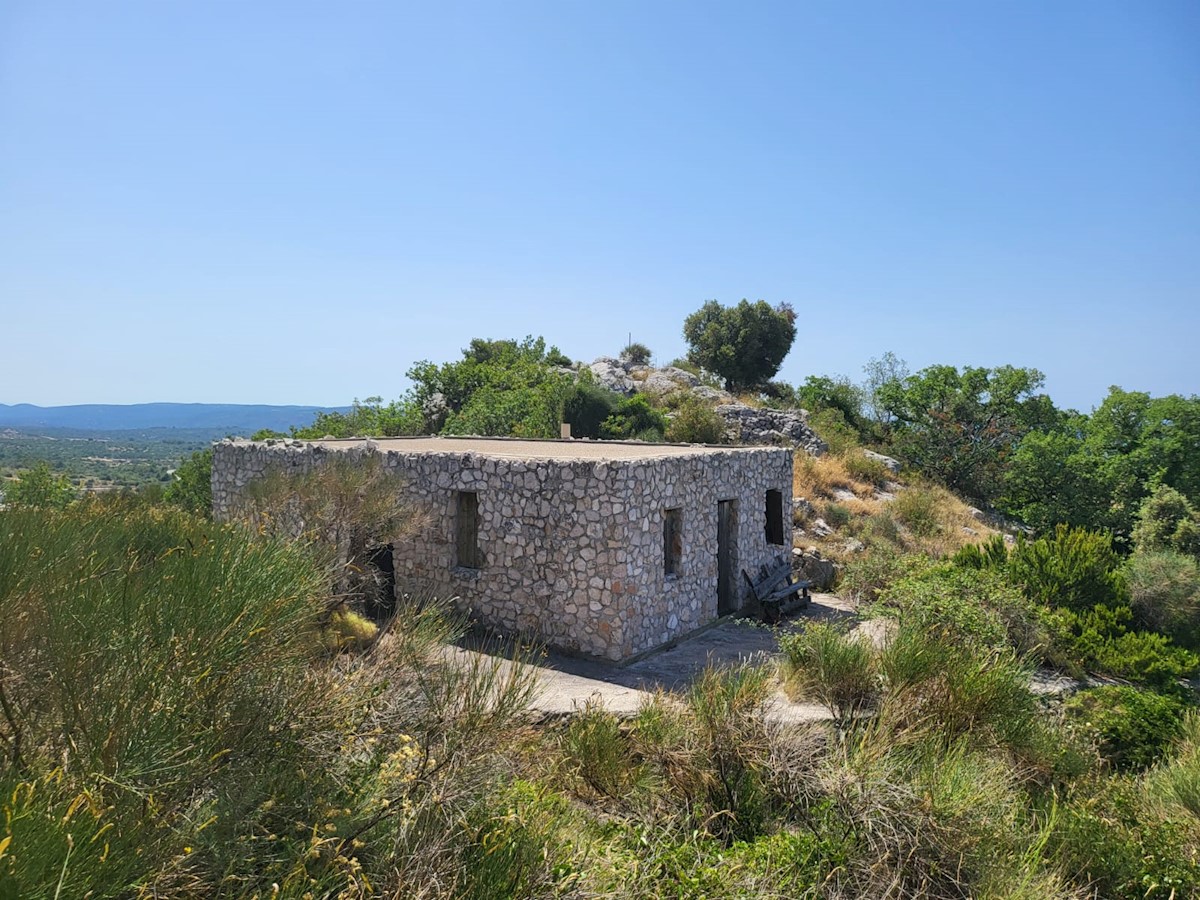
[717,500,738,616]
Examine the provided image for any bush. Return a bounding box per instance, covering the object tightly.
[1133,484,1200,558]
[841,450,890,487]
[600,395,666,441]
[682,299,797,391]
[163,447,213,516]
[823,502,851,528]
[839,550,930,605]
[1064,686,1189,772]
[891,485,941,537]
[619,342,652,366]
[2,461,75,509]
[1126,550,1200,649]
[562,378,620,439]
[664,395,728,444]
[1009,525,1127,612]
[1048,604,1200,688]
[807,408,861,455]
[879,563,1047,656]
[779,623,878,726]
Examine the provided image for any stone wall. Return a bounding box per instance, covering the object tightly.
[212,438,793,660]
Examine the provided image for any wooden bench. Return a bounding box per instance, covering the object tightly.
[742,556,810,624]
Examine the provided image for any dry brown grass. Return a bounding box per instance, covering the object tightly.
[792,451,998,560]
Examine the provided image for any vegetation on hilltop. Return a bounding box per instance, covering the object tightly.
[7,317,1200,898]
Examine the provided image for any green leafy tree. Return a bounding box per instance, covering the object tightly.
[879,364,1059,499]
[862,351,910,437]
[3,462,75,509]
[1002,388,1200,538]
[163,449,213,516]
[682,300,797,391]
[293,396,422,439]
[406,336,573,438]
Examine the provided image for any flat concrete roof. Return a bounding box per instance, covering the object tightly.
[235,435,784,462]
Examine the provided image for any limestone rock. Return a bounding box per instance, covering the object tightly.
[792,548,839,590]
[690,385,734,404]
[863,449,901,473]
[589,359,635,395]
[713,404,828,456]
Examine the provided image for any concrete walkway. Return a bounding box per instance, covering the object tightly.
[457,592,859,722]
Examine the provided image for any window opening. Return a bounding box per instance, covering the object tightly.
[765,489,785,545]
[455,491,481,568]
[663,508,683,576]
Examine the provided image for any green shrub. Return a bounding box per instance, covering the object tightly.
[2,461,75,509]
[1046,777,1200,900]
[619,342,652,366]
[1064,686,1189,772]
[1133,484,1200,558]
[807,408,861,455]
[780,623,878,726]
[601,395,667,441]
[877,564,1044,655]
[952,533,1010,570]
[839,550,930,604]
[163,447,213,516]
[1125,550,1200,649]
[860,511,902,547]
[561,702,640,800]
[823,501,852,528]
[841,450,890,487]
[562,378,620,439]
[891,486,941,537]
[664,395,728,444]
[1009,525,1127,612]
[1048,604,1200,688]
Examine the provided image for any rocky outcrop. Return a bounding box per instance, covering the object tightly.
[588,358,635,395]
[713,404,827,457]
[862,450,901,473]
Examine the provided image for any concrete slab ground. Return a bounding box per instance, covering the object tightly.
[456,592,859,722]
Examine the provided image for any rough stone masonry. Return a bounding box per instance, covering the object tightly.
[212,436,793,661]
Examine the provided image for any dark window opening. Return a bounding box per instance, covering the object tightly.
[365,543,396,620]
[455,491,481,569]
[765,489,785,545]
[664,508,683,577]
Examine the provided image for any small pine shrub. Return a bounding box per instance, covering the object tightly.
[619,342,653,366]
[1048,604,1200,688]
[952,533,1010,570]
[1008,525,1127,612]
[665,395,728,444]
[1064,686,1189,772]
[1125,550,1200,650]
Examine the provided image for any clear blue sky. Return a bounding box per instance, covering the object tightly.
[2,1,1197,412]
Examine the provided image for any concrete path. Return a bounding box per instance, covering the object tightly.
[456,592,858,722]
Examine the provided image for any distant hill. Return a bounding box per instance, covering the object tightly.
[0,403,349,434]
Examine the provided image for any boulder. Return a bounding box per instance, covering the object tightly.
[690,385,733,404]
[713,404,828,456]
[588,359,634,395]
[792,547,839,591]
[640,371,688,396]
[863,449,902,473]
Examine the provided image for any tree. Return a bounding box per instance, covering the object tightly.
[620,342,653,366]
[682,300,797,391]
[879,364,1058,500]
[163,449,213,516]
[3,462,75,509]
[862,351,910,437]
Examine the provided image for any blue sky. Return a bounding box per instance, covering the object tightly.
[2,1,1197,412]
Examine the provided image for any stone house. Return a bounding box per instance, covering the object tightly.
[211,436,793,661]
